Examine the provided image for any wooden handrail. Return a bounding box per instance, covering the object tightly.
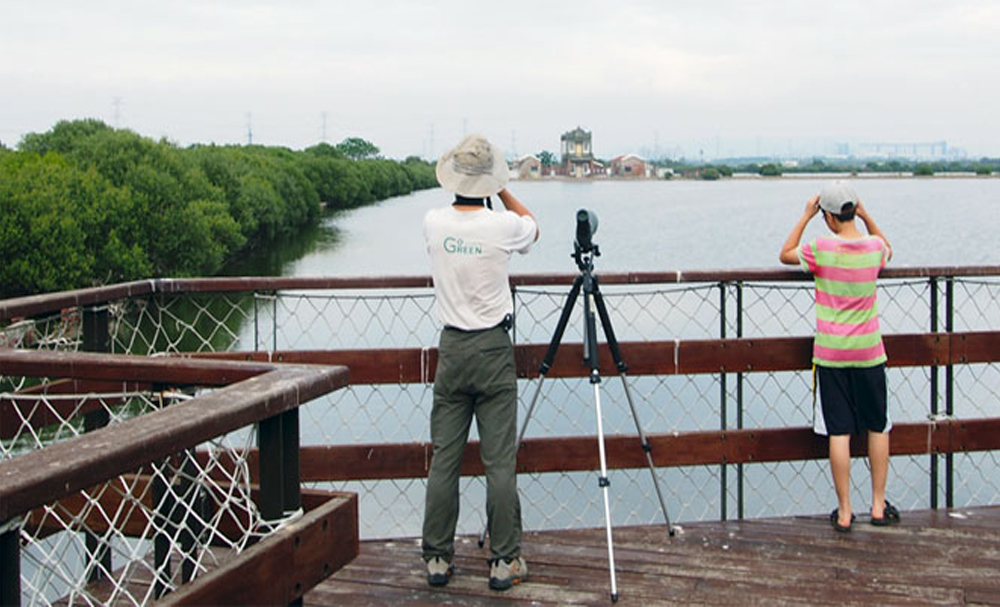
[3,266,999,321]
[9,331,995,441]
[183,330,999,384]
[283,417,1000,481]
[158,491,358,606]
[0,350,349,521]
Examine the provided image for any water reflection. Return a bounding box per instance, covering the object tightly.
[220,213,344,277]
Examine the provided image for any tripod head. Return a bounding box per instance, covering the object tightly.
[573,208,600,271]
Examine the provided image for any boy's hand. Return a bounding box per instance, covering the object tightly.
[780,195,820,265]
[855,198,869,219]
[804,195,820,218]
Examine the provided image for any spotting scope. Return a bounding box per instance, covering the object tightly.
[575,209,599,253]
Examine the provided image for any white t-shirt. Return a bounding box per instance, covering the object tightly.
[423,206,537,330]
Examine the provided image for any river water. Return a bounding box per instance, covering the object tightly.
[228,176,1000,278]
[17,178,999,601]
[223,176,999,535]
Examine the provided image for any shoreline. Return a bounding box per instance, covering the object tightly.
[514,172,996,182]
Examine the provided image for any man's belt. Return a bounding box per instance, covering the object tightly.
[445,313,512,333]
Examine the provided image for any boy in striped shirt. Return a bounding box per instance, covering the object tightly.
[779,181,900,532]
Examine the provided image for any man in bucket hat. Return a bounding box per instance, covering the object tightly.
[422,134,539,590]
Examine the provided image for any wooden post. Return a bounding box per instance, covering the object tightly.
[1,521,20,607]
[82,305,113,583]
[282,409,301,513]
[260,407,304,607]
[153,467,173,599]
[945,279,954,508]
[930,277,939,509]
[178,455,206,584]
[283,408,302,607]
[259,415,285,524]
[736,282,745,520]
[719,283,728,521]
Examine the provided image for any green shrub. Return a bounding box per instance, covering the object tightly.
[759,163,782,177]
[2,120,438,295]
[0,152,150,296]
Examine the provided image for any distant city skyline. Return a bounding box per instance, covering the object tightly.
[1,113,979,164]
[631,137,967,163]
[2,1,998,160]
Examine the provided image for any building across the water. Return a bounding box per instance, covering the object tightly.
[515,154,542,179]
[609,153,650,178]
[560,126,604,178]
[508,126,647,180]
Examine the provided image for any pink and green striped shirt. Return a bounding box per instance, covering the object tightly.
[798,235,889,367]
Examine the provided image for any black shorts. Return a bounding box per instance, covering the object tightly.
[815,364,889,436]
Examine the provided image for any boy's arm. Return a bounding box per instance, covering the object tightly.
[779,196,820,265]
[855,199,892,262]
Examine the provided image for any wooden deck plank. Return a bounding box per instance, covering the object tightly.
[316,505,1000,606]
[327,545,960,606]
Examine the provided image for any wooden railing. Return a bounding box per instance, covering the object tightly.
[2,266,999,587]
[187,330,1000,480]
[0,350,354,606]
[4,266,1000,322]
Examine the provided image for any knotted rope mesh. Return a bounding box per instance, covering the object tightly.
[1,386,297,605]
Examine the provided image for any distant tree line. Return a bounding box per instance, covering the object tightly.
[526,150,997,181]
[656,156,999,180]
[0,119,437,297]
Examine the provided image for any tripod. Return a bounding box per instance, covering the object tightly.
[483,240,674,602]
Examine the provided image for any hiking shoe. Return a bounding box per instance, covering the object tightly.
[426,557,453,587]
[489,556,528,590]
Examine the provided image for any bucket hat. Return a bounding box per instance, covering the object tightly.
[436,134,509,198]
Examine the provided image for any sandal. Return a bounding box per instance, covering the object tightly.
[830,508,855,533]
[871,500,901,526]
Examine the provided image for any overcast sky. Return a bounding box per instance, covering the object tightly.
[2,0,999,160]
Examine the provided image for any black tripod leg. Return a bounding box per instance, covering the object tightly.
[479,275,584,549]
[592,280,674,535]
[591,276,627,374]
[541,274,584,373]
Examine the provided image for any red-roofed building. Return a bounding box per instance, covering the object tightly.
[610,154,648,178]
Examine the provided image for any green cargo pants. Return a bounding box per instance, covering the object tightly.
[422,325,522,563]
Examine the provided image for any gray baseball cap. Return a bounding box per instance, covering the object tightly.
[818,181,858,214]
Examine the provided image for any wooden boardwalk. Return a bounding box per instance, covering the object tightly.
[312,505,1000,606]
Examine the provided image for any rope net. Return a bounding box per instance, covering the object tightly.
[1,388,290,606]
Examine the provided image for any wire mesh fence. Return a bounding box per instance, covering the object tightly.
[3,272,998,542]
[0,386,282,606]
